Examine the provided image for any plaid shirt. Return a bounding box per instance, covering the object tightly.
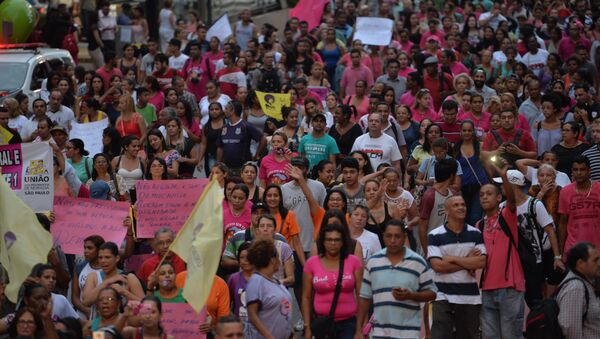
[556,271,600,338]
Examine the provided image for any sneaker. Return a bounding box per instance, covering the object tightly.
[294,319,304,332]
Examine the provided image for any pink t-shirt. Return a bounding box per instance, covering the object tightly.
[449,62,470,76]
[458,111,491,138]
[558,182,600,257]
[340,65,374,96]
[96,66,123,92]
[303,254,362,321]
[412,107,438,123]
[148,91,164,113]
[222,201,252,242]
[259,153,291,186]
[398,67,416,78]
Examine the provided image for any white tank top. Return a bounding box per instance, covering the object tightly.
[116,156,144,190]
[159,9,174,32]
[235,21,255,51]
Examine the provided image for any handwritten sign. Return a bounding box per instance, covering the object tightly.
[69,119,109,157]
[52,196,130,254]
[161,303,207,338]
[136,179,209,238]
[353,17,394,46]
[0,142,53,212]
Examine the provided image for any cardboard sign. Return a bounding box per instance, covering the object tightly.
[207,14,232,42]
[0,142,53,211]
[161,302,207,338]
[136,179,209,238]
[52,196,130,254]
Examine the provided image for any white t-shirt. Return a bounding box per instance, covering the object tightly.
[8,115,28,136]
[526,166,571,187]
[47,105,75,130]
[20,118,40,140]
[356,229,381,261]
[169,54,189,71]
[351,132,402,170]
[52,293,79,319]
[521,49,549,78]
[198,94,231,126]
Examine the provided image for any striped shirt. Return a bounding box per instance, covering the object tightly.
[582,145,600,182]
[361,248,436,338]
[427,224,486,305]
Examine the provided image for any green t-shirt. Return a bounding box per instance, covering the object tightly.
[136,103,157,126]
[298,133,340,170]
[67,157,94,183]
[153,288,186,303]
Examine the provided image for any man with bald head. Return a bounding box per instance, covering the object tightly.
[427,195,487,339]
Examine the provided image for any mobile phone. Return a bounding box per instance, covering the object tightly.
[490,155,505,168]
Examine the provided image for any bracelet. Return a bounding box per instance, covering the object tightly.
[554,255,562,260]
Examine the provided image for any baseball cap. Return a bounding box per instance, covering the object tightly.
[290,156,309,169]
[313,112,327,121]
[492,170,526,186]
[90,180,111,200]
[252,202,268,213]
[50,125,68,135]
[424,55,439,65]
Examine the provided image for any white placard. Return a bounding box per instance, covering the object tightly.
[353,17,394,46]
[69,119,109,157]
[207,14,233,42]
[120,26,132,43]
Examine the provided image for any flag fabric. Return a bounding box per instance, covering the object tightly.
[289,0,329,30]
[0,125,13,145]
[0,179,54,302]
[255,91,291,121]
[207,14,232,42]
[170,179,224,313]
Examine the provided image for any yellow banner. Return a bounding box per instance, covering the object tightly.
[255,91,291,121]
[0,125,13,145]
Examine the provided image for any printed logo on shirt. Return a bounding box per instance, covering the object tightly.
[364,149,384,159]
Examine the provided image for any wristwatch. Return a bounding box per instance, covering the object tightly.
[554,255,562,260]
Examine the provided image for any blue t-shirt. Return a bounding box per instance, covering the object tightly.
[298,133,340,170]
[217,120,263,169]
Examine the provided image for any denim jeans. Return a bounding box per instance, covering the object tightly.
[481,288,525,339]
[334,317,356,339]
[462,184,484,226]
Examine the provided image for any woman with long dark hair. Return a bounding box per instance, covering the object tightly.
[454,120,489,225]
[122,295,173,339]
[146,129,180,178]
[164,117,198,179]
[199,102,225,177]
[329,104,362,159]
[102,127,122,161]
[86,153,129,201]
[145,157,169,180]
[72,235,105,319]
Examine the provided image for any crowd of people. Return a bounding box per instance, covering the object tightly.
[2,0,600,338]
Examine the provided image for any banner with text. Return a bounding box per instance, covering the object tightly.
[136,179,209,238]
[353,17,394,46]
[162,303,207,338]
[52,197,130,254]
[69,119,109,157]
[0,142,53,212]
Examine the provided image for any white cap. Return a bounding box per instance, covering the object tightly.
[492,170,526,186]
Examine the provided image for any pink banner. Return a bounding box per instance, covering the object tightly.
[52,197,130,254]
[136,179,209,238]
[308,86,328,102]
[0,143,23,189]
[161,303,207,338]
[289,0,329,30]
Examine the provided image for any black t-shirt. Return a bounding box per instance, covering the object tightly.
[328,123,364,157]
[217,120,262,169]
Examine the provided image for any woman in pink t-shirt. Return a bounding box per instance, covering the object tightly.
[222,183,252,243]
[259,132,292,187]
[302,223,363,339]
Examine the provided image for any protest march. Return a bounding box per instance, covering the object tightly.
[1,0,600,338]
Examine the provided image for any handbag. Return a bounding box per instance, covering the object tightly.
[414,157,433,209]
[310,256,345,339]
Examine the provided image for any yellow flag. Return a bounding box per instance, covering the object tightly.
[256,91,291,121]
[0,179,54,302]
[0,125,13,145]
[170,179,223,313]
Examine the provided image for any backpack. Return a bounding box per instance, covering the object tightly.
[477,208,537,285]
[525,276,590,339]
[490,129,523,166]
[62,27,79,63]
[523,198,548,255]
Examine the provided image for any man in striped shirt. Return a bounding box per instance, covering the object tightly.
[581,119,600,182]
[356,219,436,338]
[428,196,487,339]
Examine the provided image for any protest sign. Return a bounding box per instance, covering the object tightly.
[136,179,209,238]
[308,86,329,107]
[207,14,232,42]
[161,303,207,338]
[353,17,394,46]
[52,197,130,254]
[69,119,109,157]
[0,142,53,212]
[256,91,291,120]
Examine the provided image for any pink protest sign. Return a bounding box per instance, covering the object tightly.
[52,196,130,254]
[308,86,328,103]
[136,179,208,238]
[161,303,207,338]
